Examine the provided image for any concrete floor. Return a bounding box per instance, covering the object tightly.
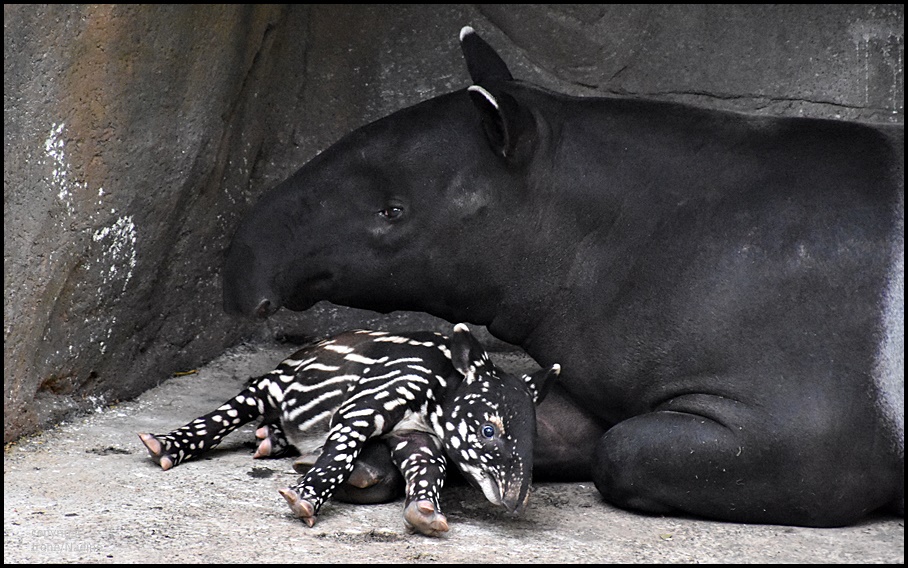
[4,341,904,563]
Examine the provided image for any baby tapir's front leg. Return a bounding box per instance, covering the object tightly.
[295,439,405,505]
[279,416,380,526]
[277,382,423,528]
[387,431,449,537]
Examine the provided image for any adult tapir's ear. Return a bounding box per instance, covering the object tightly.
[467,85,534,160]
[450,323,483,381]
[523,364,560,404]
[460,26,513,83]
[461,26,533,160]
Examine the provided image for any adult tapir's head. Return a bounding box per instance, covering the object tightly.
[223,27,548,326]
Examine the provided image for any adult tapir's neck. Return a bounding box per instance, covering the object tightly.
[451,95,736,355]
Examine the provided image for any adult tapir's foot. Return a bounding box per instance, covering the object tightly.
[137,432,175,471]
[278,487,317,527]
[404,500,449,537]
[590,394,901,527]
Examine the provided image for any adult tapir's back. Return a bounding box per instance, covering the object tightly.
[538,96,904,416]
[223,27,904,526]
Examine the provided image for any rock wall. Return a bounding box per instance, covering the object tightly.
[4,5,903,442]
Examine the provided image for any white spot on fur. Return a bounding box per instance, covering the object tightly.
[373,335,411,344]
[384,357,425,366]
[458,421,469,442]
[343,408,376,418]
[372,414,386,435]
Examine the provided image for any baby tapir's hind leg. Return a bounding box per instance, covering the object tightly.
[139,385,264,470]
[386,431,449,537]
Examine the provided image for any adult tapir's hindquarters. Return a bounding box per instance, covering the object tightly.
[223,26,904,527]
[579,122,905,527]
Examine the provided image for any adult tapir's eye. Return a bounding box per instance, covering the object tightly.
[379,206,404,220]
[481,424,496,438]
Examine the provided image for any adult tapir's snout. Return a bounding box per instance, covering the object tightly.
[223,178,335,320]
[222,239,278,319]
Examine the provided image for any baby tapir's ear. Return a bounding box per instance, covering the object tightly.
[523,364,560,404]
[450,323,484,381]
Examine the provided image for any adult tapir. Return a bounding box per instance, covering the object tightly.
[223,27,904,527]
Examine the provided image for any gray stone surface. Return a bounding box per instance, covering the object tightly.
[479,4,905,121]
[4,5,903,443]
[4,5,288,440]
[4,342,903,563]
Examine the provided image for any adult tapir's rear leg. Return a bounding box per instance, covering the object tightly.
[591,393,901,527]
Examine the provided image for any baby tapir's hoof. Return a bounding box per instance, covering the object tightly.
[404,500,449,537]
[253,424,291,459]
[137,433,174,471]
[279,487,317,527]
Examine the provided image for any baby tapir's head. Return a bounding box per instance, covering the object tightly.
[440,323,560,514]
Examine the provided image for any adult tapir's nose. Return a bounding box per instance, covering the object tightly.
[224,285,279,320]
[254,297,277,319]
[223,285,278,320]
[222,239,280,320]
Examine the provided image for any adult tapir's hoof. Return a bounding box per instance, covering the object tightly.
[278,487,317,527]
[137,432,175,471]
[404,500,449,537]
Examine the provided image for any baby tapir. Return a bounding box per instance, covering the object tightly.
[139,324,559,536]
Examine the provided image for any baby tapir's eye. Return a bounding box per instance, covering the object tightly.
[481,424,496,438]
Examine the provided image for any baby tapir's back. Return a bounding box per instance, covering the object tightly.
[269,330,454,449]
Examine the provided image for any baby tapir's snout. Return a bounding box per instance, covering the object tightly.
[442,324,560,516]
